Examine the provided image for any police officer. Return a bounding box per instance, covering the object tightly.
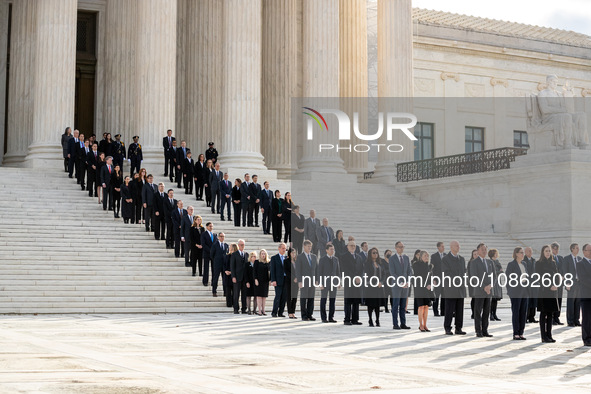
[112,134,126,168]
[205,142,218,165]
[128,136,143,177]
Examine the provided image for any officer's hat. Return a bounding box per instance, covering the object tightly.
[208,142,214,146]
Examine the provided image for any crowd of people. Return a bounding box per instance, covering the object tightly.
[61,128,591,347]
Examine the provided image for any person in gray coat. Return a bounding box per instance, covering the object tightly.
[304,210,320,254]
[315,218,334,258]
[389,241,413,330]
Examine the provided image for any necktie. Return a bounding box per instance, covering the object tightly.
[85,148,88,154]
[483,258,488,273]
[210,232,213,242]
[108,166,111,174]
[189,215,193,223]
[169,137,171,147]
[178,208,181,216]
[170,198,173,205]
[307,254,311,267]
[325,227,329,240]
[94,152,97,158]
[161,193,164,198]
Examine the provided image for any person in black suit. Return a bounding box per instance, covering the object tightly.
[180,205,195,267]
[200,222,216,286]
[127,136,142,177]
[182,150,194,195]
[524,247,538,323]
[176,140,188,188]
[240,173,253,226]
[259,181,273,235]
[131,170,146,224]
[98,133,113,158]
[168,140,178,183]
[67,129,80,179]
[61,127,72,172]
[209,162,223,214]
[286,248,298,319]
[282,192,292,243]
[536,245,560,343]
[77,135,88,190]
[441,240,467,335]
[431,242,446,317]
[203,160,214,207]
[194,154,206,201]
[210,232,229,297]
[100,156,114,211]
[291,206,305,253]
[469,243,494,338]
[111,164,123,218]
[316,218,335,258]
[141,174,157,232]
[190,216,204,277]
[271,190,283,241]
[205,142,218,164]
[563,243,582,327]
[163,189,177,249]
[231,239,249,314]
[578,244,591,346]
[318,244,341,323]
[224,243,237,307]
[250,175,262,227]
[86,143,99,197]
[120,176,134,223]
[219,173,232,221]
[153,183,167,241]
[111,134,126,168]
[171,200,186,258]
[296,240,318,321]
[506,247,530,340]
[232,179,242,227]
[341,241,363,325]
[551,242,565,325]
[163,129,175,177]
[270,243,289,317]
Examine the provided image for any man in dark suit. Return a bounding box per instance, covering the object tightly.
[304,210,320,255]
[470,243,494,338]
[551,242,565,325]
[231,239,248,314]
[564,243,582,327]
[200,222,216,286]
[205,142,218,164]
[168,140,178,183]
[182,150,194,195]
[163,129,175,177]
[441,240,467,335]
[431,242,446,317]
[209,162,223,214]
[259,181,273,235]
[67,129,80,179]
[180,205,195,267]
[249,175,262,227]
[141,174,157,232]
[318,244,341,323]
[153,183,167,241]
[315,218,334,258]
[77,134,87,189]
[86,142,99,197]
[127,136,142,177]
[270,243,288,317]
[219,173,232,221]
[163,189,177,249]
[524,247,538,323]
[578,244,591,346]
[389,241,413,330]
[240,173,252,226]
[341,241,363,325]
[210,232,229,297]
[194,156,206,200]
[171,200,186,258]
[100,156,114,211]
[112,134,126,168]
[176,140,188,188]
[296,240,318,321]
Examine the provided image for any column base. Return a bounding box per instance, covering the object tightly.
[2,152,27,167]
[217,151,268,171]
[297,156,347,175]
[370,161,398,183]
[24,144,63,169]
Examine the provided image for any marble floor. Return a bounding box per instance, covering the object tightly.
[0,308,590,393]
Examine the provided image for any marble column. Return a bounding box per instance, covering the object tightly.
[0,0,8,166]
[4,0,37,166]
[175,0,187,143]
[373,0,414,179]
[25,0,77,168]
[298,0,346,175]
[339,0,369,176]
[185,0,222,155]
[135,0,176,165]
[104,0,137,146]
[262,0,300,178]
[218,0,267,171]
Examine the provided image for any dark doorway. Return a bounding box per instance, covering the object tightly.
[75,11,97,136]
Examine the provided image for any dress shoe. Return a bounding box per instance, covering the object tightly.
[584,342,591,346]
[308,317,316,321]
[344,322,352,326]
[233,311,239,314]
[271,314,277,318]
[221,218,225,221]
[302,317,309,321]
[212,293,217,297]
[455,330,466,335]
[241,311,247,314]
[278,314,286,318]
[494,316,501,321]
[352,322,362,325]
[576,322,582,326]
[553,320,564,325]
[322,320,329,323]
[375,321,380,327]
[400,324,410,329]
[483,333,493,337]
[476,333,484,338]
[434,313,440,317]
[445,330,454,335]
[392,325,401,330]
[519,336,527,340]
[329,319,337,323]
[568,323,576,327]
[368,321,374,327]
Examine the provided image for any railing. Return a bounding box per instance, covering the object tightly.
[396,147,528,183]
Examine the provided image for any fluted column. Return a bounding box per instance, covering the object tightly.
[339,0,369,175]
[185,0,222,155]
[298,0,346,174]
[24,0,76,168]
[0,0,9,166]
[104,0,137,145]
[262,0,300,178]
[135,0,176,164]
[175,0,187,143]
[4,0,37,166]
[218,0,267,170]
[373,0,413,179]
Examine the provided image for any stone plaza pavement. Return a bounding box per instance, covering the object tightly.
[0,308,590,393]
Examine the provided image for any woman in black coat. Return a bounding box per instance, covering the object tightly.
[189,216,204,276]
[364,248,387,327]
[271,190,283,242]
[332,230,346,257]
[536,245,560,343]
[282,192,292,243]
[286,248,298,319]
[232,179,242,227]
[467,249,478,319]
[203,160,214,207]
[291,205,305,253]
[506,246,530,340]
[120,176,134,223]
[61,127,72,172]
[254,249,270,315]
[488,248,504,321]
[131,170,146,224]
[413,251,434,332]
[245,252,257,314]
[111,164,124,218]
[96,153,106,206]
